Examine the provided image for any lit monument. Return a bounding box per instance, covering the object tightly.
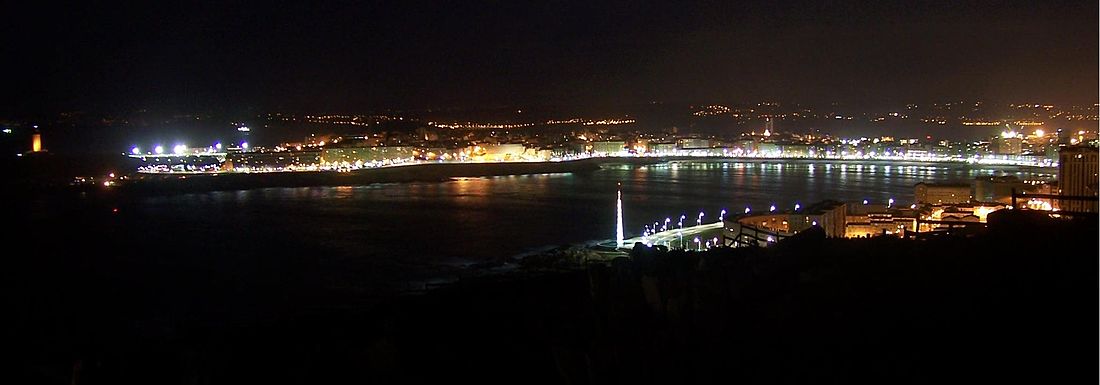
[616,183,625,248]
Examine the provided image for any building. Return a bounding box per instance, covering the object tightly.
[915,182,972,204]
[756,142,780,156]
[1058,146,1099,212]
[648,142,678,154]
[721,198,1009,246]
[227,150,321,171]
[974,176,1037,203]
[779,144,811,157]
[470,143,536,161]
[678,138,711,150]
[726,200,847,247]
[991,136,1022,155]
[320,146,415,166]
[590,141,626,155]
[916,202,1005,234]
[788,200,847,238]
[844,203,918,237]
[723,213,796,247]
[991,131,1023,155]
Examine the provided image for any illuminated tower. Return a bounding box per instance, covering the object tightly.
[616,183,625,248]
[31,133,42,152]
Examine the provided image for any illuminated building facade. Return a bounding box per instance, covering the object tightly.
[787,200,847,238]
[724,199,1008,244]
[466,143,544,161]
[991,136,1022,155]
[845,203,920,237]
[648,142,678,154]
[1058,146,1099,212]
[678,138,711,149]
[590,141,626,155]
[320,146,415,167]
[723,213,797,247]
[227,150,321,171]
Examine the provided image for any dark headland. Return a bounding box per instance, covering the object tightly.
[7,156,673,196]
[9,208,1095,384]
[123,158,611,194]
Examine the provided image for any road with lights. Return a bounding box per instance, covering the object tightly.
[621,221,726,251]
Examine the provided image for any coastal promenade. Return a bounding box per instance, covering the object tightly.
[619,221,726,251]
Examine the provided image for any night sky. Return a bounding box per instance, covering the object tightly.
[3,0,1097,115]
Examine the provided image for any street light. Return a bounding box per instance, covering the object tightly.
[719,209,726,221]
[794,203,801,211]
[663,217,670,232]
[694,236,701,251]
[697,212,704,227]
[745,206,751,214]
[770,204,776,212]
[679,215,686,249]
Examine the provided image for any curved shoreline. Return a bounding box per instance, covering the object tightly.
[89,155,1052,196]
[120,158,611,195]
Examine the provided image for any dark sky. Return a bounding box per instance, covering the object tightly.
[3,0,1097,115]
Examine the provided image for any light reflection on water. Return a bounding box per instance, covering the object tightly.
[134,161,1050,267]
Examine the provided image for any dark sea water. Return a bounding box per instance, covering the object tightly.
[22,159,1053,292]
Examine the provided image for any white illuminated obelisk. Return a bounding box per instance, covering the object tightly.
[616,183,625,248]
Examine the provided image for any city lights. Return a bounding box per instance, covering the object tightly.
[9,5,1099,379]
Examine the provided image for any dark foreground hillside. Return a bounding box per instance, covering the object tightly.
[9,210,1097,384]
